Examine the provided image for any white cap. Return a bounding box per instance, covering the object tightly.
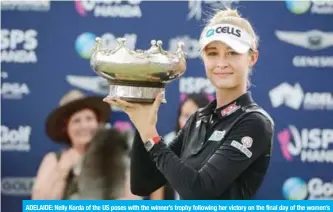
[200,24,253,54]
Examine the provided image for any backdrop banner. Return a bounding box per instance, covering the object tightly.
[1,1,332,210]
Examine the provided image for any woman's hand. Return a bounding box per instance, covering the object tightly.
[58,149,81,175]
[103,92,164,141]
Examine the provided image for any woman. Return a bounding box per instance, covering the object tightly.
[104,8,274,199]
[164,93,211,145]
[32,90,140,200]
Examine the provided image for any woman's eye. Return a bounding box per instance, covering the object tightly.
[227,51,238,56]
[207,52,218,56]
[72,118,80,124]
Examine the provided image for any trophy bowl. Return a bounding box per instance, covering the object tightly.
[90,37,187,103]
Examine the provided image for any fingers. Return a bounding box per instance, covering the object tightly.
[115,98,136,109]
[103,97,118,106]
[103,97,135,112]
[152,91,164,112]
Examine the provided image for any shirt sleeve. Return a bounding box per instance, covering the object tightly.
[148,112,273,199]
[129,126,186,196]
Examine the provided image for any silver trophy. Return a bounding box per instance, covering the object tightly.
[90,37,187,103]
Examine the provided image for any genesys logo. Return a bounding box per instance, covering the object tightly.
[1,125,32,152]
[283,177,333,200]
[1,0,50,11]
[168,36,200,59]
[1,71,30,100]
[286,0,333,15]
[1,29,38,64]
[74,0,142,18]
[276,30,333,50]
[269,82,333,110]
[1,177,35,196]
[75,32,137,59]
[278,126,333,163]
[275,30,333,68]
[187,0,239,21]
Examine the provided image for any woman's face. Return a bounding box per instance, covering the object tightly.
[67,108,99,147]
[202,41,258,90]
[178,99,199,129]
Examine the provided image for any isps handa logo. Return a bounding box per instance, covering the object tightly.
[1,29,38,64]
[277,126,333,164]
[75,32,137,59]
[283,177,333,200]
[74,0,142,18]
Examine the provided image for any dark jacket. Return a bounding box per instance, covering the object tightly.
[130,92,274,199]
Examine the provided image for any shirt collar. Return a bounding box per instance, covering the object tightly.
[199,92,255,120]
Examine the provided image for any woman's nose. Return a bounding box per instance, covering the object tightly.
[216,61,228,69]
[80,120,91,128]
[216,56,228,68]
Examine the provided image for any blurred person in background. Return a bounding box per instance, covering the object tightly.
[32,90,141,200]
[104,8,274,199]
[164,93,211,145]
[150,93,211,200]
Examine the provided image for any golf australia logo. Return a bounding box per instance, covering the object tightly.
[269,82,333,110]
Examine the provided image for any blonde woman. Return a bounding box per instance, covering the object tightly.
[104,8,274,200]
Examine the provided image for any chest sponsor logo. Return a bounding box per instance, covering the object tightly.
[221,103,240,116]
[208,130,225,142]
[231,140,253,158]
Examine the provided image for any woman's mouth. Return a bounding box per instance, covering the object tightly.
[213,72,233,77]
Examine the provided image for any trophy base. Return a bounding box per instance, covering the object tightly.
[107,84,166,103]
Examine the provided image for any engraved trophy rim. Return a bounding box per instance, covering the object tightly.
[90,36,187,103]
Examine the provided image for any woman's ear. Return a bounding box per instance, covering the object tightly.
[249,50,259,67]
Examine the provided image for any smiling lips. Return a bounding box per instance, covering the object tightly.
[213,72,233,77]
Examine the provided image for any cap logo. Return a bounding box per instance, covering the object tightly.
[206,26,241,38]
[200,24,252,53]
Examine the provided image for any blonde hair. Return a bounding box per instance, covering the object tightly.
[202,8,259,51]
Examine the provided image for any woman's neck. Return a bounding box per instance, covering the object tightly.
[215,86,247,108]
[72,145,87,155]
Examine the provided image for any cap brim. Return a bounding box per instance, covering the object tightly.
[201,35,250,54]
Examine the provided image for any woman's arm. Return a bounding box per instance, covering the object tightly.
[32,149,79,199]
[32,153,69,199]
[149,187,165,200]
[130,127,185,196]
[116,170,143,200]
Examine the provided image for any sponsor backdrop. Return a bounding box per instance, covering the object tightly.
[1,0,332,210]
